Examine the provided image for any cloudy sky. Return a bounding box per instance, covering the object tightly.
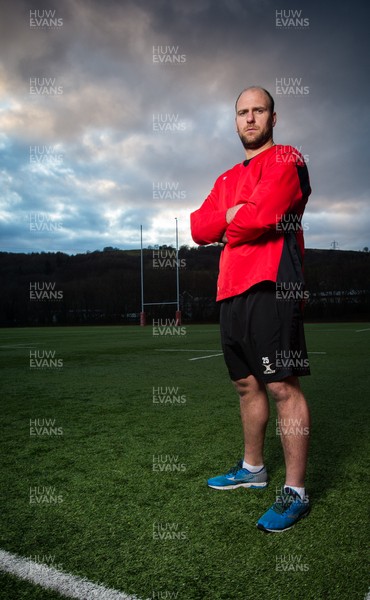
[0,0,369,254]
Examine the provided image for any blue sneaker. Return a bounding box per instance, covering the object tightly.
[207,460,268,490]
[257,487,310,532]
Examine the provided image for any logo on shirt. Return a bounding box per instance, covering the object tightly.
[262,356,276,375]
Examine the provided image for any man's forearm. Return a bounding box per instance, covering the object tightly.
[190,207,228,245]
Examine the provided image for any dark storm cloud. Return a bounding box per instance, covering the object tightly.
[0,0,369,253]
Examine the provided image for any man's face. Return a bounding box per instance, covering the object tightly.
[235,89,276,150]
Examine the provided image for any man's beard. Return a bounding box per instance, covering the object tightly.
[238,126,273,150]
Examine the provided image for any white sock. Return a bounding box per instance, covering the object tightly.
[284,485,305,499]
[242,460,264,473]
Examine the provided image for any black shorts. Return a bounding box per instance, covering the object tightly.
[220,282,310,383]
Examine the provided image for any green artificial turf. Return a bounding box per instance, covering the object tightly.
[0,324,369,600]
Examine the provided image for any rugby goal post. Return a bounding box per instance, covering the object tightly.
[140,220,181,326]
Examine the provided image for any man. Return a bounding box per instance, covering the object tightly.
[190,86,311,532]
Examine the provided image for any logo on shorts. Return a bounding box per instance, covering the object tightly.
[262,356,276,374]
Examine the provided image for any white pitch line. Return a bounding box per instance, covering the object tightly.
[0,549,147,600]
[189,353,223,361]
[155,349,220,352]
[189,351,326,361]
[156,349,326,360]
[356,328,370,332]
[0,344,39,348]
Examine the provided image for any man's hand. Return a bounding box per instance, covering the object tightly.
[222,203,245,243]
[226,203,244,224]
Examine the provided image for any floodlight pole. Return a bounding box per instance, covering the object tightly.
[175,218,180,311]
[175,218,181,325]
[140,225,146,326]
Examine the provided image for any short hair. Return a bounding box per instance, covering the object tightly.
[235,87,275,115]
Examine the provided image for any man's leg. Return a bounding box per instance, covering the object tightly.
[267,376,310,487]
[206,373,269,490]
[233,375,269,466]
[256,375,310,532]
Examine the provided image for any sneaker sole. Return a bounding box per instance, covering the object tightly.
[207,481,268,490]
[256,507,310,532]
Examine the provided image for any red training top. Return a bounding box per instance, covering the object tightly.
[190,144,311,301]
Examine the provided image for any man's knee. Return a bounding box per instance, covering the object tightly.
[233,375,263,398]
[267,376,300,402]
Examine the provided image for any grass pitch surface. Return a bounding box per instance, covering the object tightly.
[0,323,369,600]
